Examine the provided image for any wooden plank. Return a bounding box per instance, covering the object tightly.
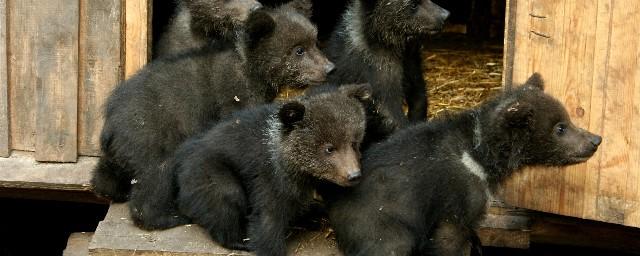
[124,0,150,79]
[555,0,598,219]
[501,0,517,88]
[595,0,640,225]
[64,232,93,256]
[530,215,640,253]
[7,0,37,151]
[477,228,530,249]
[32,0,79,162]
[626,8,640,227]
[0,151,95,191]
[79,0,122,156]
[89,204,341,256]
[0,0,8,157]
[582,0,612,223]
[0,187,106,204]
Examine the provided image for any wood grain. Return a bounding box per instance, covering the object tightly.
[582,0,612,222]
[33,0,79,162]
[79,0,121,156]
[556,0,597,218]
[124,0,150,79]
[89,204,341,256]
[0,0,8,157]
[595,0,639,225]
[7,0,37,151]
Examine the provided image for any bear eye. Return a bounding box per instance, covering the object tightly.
[556,123,567,136]
[409,0,420,10]
[294,46,306,56]
[324,144,336,155]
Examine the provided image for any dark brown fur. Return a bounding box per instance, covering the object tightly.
[174,84,370,254]
[91,6,332,231]
[324,0,449,146]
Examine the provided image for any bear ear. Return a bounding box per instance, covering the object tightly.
[500,100,535,128]
[283,0,313,18]
[246,10,276,47]
[341,83,372,103]
[523,72,544,91]
[279,102,306,131]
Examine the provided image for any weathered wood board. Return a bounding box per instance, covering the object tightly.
[7,0,38,152]
[124,0,150,79]
[64,232,93,256]
[502,0,640,228]
[79,0,122,156]
[89,204,342,256]
[2,0,148,161]
[0,151,94,191]
[0,0,8,157]
[33,0,79,162]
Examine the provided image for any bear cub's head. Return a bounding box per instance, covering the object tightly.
[271,84,371,187]
[361,0,449,42]
[183,0,263,38]
[491,73,602,166]
[244,1,334,88]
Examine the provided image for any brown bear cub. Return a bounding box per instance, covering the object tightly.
[155,0,263,56]
[326,73,602,256]
[324,0,449,144]
[91,4,333,230]
[155,0,313,57]
[173,84,370,254]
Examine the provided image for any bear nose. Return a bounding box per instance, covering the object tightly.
[347,170,361,182]
[440,8,451,20]
[590,135,602,147]
[325,62,336,75]
[250,2,263,12]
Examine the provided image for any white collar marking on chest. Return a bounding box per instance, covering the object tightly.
[461,151,487,181]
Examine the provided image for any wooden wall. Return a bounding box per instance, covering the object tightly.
[0,0,150,161]
[502,0,640,228]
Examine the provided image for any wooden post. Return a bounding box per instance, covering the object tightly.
[33,0,79,162]
[0,0,9,157]
[79,0,122,156]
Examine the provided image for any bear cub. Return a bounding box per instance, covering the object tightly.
[155,0,312,57]
[327,73,602,256]
[174,84,370,255]
[324,0,449,142]
[155,0,262,57]
[91,3,333,230]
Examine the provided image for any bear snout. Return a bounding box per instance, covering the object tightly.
[347,170,362,182]
[325,62,336,75]
[250,2,263,12]
[437,6,450,21]
[590,134,602,147]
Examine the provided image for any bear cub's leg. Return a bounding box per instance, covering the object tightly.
[177,155,249,250]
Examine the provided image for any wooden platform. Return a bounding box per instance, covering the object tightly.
[88,203,341,256]
[63,201,640,255]
[0,151,95,190]
[64,232,93,256]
